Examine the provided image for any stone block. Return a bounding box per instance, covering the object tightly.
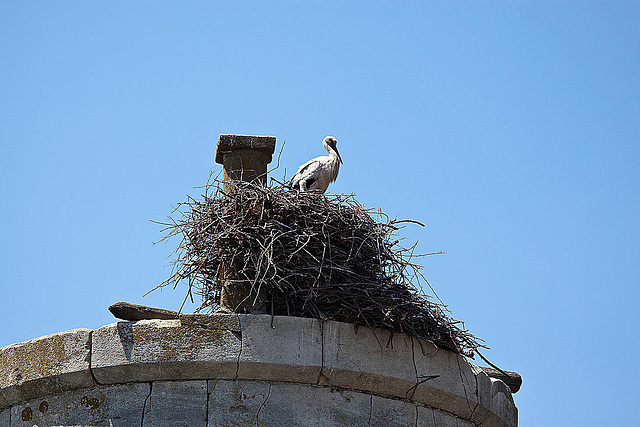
[0,392,8,411]
[0,328,94,406]
[434,408,474,427]
[208,380,270,426]
[10,383,149,427]
[321,320,417,398]
[371,394,417,426]
[143,381,207,427]
[209,380,373,427]
[416,405,437,427]
[418,406,475,427]
[0,408,8,427]
[491,377,517,427]
[237,315,322,383]
[464,363,500,426]
[91,316,241,384]
[259,382,371,426]
[473,365,493,410]
[215,134,276,164]
[432,409,458,427]
[411,342,478,420]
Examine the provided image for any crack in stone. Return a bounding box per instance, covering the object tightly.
[235,315,242,380]
[470,367,480,423]
[338,342,363,372]
[140,382,152,427]
[0,389,10,410]
[411,337,419,384]
[205,383,211,427]
[318,320,324,385]
[255,382,271,426]
[87,330,103,386]
[455,355,475,422]
[367,394,372,426]
[405,337,420,401]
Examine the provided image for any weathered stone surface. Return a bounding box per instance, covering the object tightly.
[215,134,276,164]
[0,392,9,411]
[0,408,9,427]
[143,381,207,427]
[472,364,493,411]
[237,315,322,383]
[417,405,476,427]
[9,383,148,427]
[416,405,437,426]
[466,364,506,425]
[208,380,270,426]
[321,321,516,426]
[259,382,371,426]
[321,320,417,398]
[91,316,240,384]
[2,316,516,426]
[491,377,517,427]
[209,380,374,427]
[0,328,94,406]
[434,408,474,427]
[411,341,479,420]
[371,394,417,426]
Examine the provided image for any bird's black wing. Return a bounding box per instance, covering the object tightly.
[304,177,317,189]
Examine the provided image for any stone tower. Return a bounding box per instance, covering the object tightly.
[0,314,517,426]
[0,135,518,426]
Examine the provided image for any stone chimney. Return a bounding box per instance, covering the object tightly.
[215,134,276,190]
[214,134,276,313]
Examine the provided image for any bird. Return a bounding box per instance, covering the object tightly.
[289,136,343,193]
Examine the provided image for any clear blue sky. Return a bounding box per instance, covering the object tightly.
[1,2,638,425]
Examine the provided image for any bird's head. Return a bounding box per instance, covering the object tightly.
[323,136,343,164]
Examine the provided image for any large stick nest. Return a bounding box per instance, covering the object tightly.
[152,178,485,357]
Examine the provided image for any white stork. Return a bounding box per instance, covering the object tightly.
[289,136,343,193]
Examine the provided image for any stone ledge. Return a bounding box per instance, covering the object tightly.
[321,321,417,400]
[0,314,516,426]
[490,377,517,427]
[237,314,322,383]
[91,317,240,384]
[411,341,479,422]
[0,328,94,408]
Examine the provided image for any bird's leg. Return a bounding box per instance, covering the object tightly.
[300,180,307,191]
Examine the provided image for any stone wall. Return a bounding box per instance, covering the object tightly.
[0,314,517,426]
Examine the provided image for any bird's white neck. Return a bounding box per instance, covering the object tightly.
[324,143,340,162]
